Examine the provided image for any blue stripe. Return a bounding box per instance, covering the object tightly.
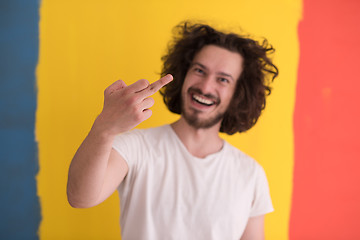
[0,0,40,239]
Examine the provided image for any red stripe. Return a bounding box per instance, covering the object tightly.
[291,0,360,239]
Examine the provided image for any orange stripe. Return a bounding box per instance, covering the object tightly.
[291,0,360,239]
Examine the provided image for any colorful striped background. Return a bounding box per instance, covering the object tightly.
[1,0,359,239]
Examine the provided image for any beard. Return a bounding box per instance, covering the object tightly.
[182,108,225,129]
[181,87,225,129]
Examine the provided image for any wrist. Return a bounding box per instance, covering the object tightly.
[91,116,117,141]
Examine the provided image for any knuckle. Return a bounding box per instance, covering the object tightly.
[144,109,152,120]
[122,86,131,95]
[139,78,149,85]
[138,79,150,89]
[147,97,155,106]
[133,111,143,122]
[148,85,156,93]
[126,95,138,105]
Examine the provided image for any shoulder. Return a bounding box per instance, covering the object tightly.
[136,124,172,145]
[223,142,257,166]
[223,141,264,177]
[112,125,172,166]
[140,124,172,139]
[113,125,172,148]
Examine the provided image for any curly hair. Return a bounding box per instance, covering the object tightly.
[160,21,279,135]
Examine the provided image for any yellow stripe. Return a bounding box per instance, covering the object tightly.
[37,0,301,239]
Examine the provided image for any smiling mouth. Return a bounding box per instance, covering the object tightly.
[188,87,220,107]
[192,94,215,106]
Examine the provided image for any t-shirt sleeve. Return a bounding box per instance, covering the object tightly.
[249,164,274,217]
[112,129,143,170]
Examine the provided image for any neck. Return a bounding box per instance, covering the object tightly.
[171,117,224,158]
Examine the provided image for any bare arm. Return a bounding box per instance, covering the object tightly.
[240,215,265,240]
[67,74,173,208]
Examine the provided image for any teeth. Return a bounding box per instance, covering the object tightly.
[193,94,214,106]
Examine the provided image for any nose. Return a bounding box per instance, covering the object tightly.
[197,75,216,95]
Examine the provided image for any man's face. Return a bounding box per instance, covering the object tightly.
[181,44,243,129]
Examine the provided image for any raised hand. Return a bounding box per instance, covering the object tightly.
[94,74,173,136]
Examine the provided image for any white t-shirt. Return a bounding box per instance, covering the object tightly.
[113,125,273,240]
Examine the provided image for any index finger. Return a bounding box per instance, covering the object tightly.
[136,74,173,97]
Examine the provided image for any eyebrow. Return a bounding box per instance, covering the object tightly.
[192,62,235,81]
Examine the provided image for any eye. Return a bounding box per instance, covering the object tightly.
[194,68,205,74]
[218,77,230,84]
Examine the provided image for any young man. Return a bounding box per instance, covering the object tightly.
[67,22,278,240]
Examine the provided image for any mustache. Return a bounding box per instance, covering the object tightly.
[188,87,220,104]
